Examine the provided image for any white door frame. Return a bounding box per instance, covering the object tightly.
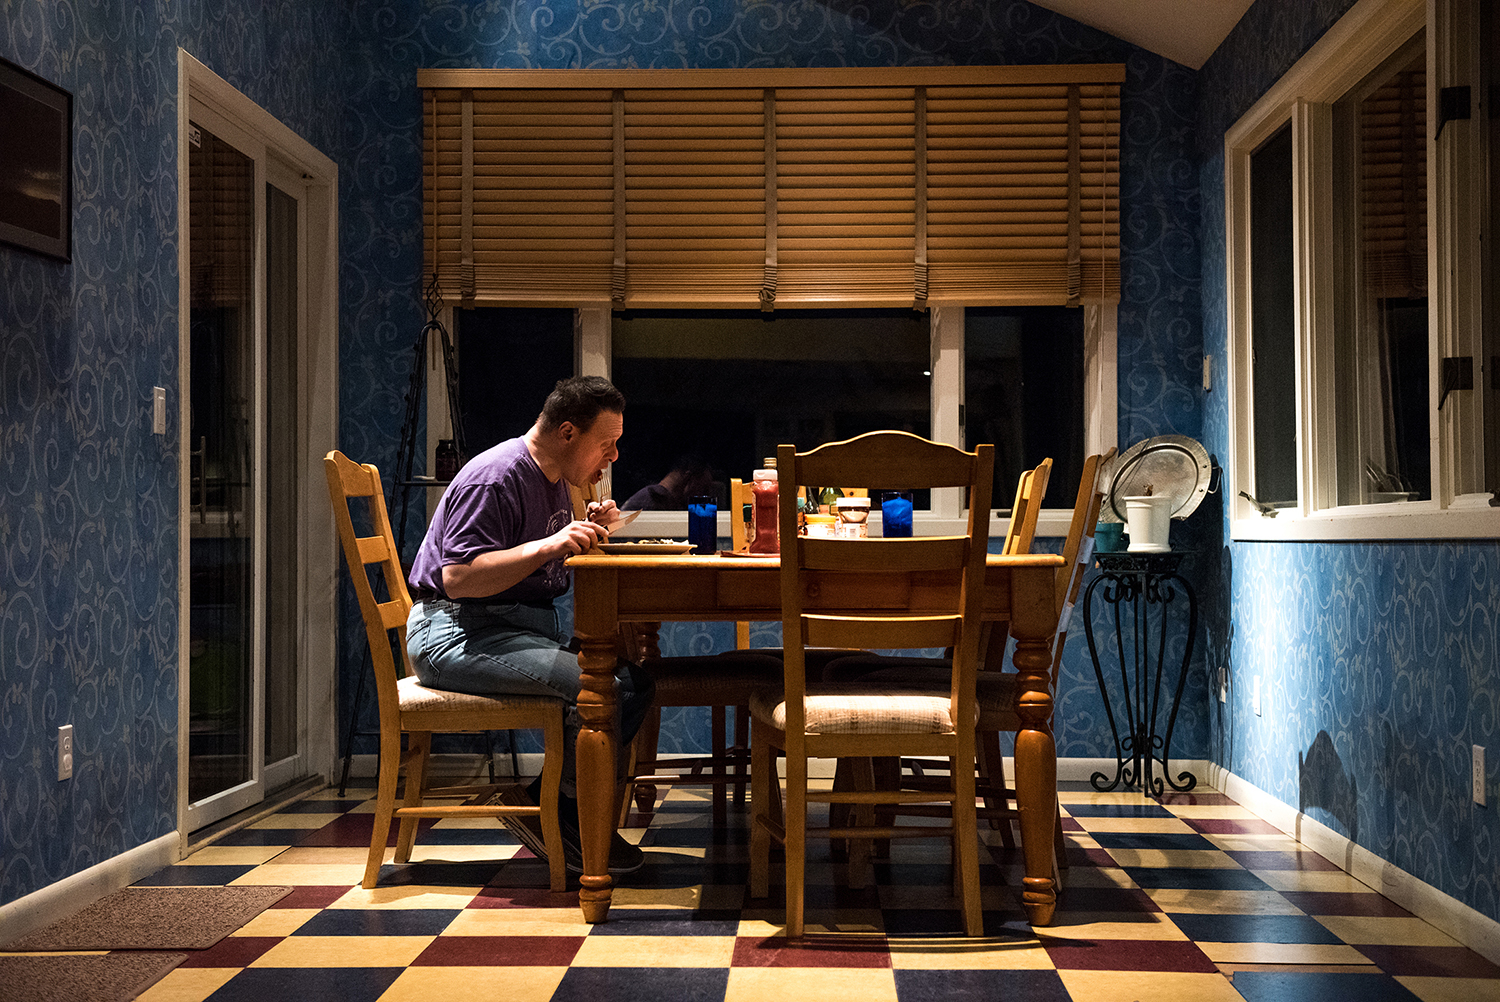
[176,50,339,843]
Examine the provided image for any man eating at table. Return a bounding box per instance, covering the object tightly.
[405,375,654,876]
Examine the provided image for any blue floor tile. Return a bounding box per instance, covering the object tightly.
[1089,832,1220,851]
[895,969,1071,1001]
[551,967,730,1002]
[134,865,256,886]
[1167,912,1344,945]
[1123,866,1271,890]
[1232,971,1424,1002]
[205,967,402,1002]
[585,908,741,936]
[1062,803,1176,818]
[293,908,463,936]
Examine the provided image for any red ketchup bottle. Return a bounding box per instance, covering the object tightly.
[749,468,779,554]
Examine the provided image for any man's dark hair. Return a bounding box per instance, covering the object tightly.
[538,376,626,433]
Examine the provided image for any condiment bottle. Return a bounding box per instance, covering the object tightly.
[749,468,779,553]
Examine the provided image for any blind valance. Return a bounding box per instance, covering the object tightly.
[419,65,1123,310]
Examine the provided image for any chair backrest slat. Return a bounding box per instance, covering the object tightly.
[777,431,993,741]
[1001,458,1052,556]
[325,450,413,729]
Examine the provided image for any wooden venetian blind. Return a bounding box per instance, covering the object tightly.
[1359,59,1426,299]
[420,66,1123,309]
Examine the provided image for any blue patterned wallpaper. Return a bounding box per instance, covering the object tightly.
[1198,0,1500,919]
[3,0,1204,909]
[0,0,351,907]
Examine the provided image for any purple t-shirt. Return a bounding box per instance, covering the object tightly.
[408,437,574,604]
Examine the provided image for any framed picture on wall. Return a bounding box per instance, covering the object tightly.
[0,56,71,261]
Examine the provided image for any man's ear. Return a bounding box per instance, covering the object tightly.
[557,420,577,442]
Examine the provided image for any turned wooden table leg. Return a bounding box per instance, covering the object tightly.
[1011,564,1059,926]
[575,635,619,922]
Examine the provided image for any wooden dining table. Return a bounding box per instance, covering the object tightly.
[565,548,1066,927]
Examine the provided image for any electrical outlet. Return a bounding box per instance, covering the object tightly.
[1252,675,1262,716]
[1202,354,1213,391]
[1475,745,1486,806]
[57,724,74,781]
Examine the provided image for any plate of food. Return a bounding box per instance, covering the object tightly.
[596,539,694,555]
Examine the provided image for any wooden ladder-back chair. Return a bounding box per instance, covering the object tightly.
[616,478,782,826]
[749,431,994,938]
[325,450,566,891]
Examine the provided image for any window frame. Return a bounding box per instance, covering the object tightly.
[1225,0,1499,540]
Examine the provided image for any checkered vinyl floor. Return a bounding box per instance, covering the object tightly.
[115,781,1500,1002]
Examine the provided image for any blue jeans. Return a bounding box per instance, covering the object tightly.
[405,598,654,797]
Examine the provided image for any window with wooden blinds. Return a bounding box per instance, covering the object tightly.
[419,66,1123,309]
[1357,59,1426,299]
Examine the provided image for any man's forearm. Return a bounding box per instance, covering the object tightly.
[441,539,555,599]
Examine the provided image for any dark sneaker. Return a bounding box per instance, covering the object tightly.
[496,786,645,876]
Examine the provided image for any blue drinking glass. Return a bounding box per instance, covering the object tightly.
[881,491,913,537]
[688,495,717,554]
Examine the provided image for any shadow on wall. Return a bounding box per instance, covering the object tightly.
[1300,730,1359,843]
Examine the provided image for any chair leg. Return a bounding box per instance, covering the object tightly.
[784,748,807,939]
[980,730,1016,846]
[733,704,750,804]
[632,705,662,814]
[711,704,728,828]
[539,711,567,893]
[395,732,430,863]
[749,719,773,900]
[952,743,984,937]
[363,729,403,889]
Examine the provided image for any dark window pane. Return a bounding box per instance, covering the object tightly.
[610,309,930,508]
[1250,123,1298,507]
[457,308,574,459]
[964,306,1085,511]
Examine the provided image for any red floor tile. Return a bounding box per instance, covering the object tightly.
[413,935,587,966]
[731,934,892,967]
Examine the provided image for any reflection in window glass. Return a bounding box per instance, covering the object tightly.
[457,308,573,460]
[1333,40,1430,504]
[1249,123,1298,507]
[964,307,1085,511]
[610,310,930,508]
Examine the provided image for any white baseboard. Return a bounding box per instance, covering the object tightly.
[1215,765,1500,967]
[0,832,179,945]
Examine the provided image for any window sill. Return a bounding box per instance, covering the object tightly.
[1231,499,1500,541]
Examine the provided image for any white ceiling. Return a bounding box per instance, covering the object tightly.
[1028,0,1256,70]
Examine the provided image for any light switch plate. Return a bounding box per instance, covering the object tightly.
[152,386,166,435]
[1476,745,1486,806]
[1252,675,1262,716]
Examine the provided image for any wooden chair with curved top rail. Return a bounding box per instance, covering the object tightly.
[326,450,567,891]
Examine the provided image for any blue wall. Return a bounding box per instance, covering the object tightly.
[1197,0,1500,919]
[3,0,1207,909]
[0,0,351,906]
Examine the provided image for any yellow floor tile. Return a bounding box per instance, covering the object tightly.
[724,967,899,1002]
[1397,976,1500,1002]
[1058,969,1247,1002]
[1162,805,1262,820]
[269,847,373,864]
[232,908,320,937]
[1057,792,1156,806]
[134,968,238,1002]
[1144,888,1304,915]
[247,813,344,829]
[887,937,1052,969]
[736,910,885,936]
[377,966,569,1002]
[1031,911,1188,941]
[1314,915,1462,947]
[1100,848,1241,869]
[231,863,367,885]
[611,883,745,911]
[1252,869,1376,893]
[1070,817,1198,834]
[250,935,435,967]
[326,885,484,909]
[1197,941,1371,964]
[441,908,595,936]
[394,844,521,863]
[178,845,285,866]
[875,882,1012,911]
[570,934,737,967]
[1057,866,1138,889]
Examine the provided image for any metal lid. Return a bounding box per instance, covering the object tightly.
[1101,435,1214,523]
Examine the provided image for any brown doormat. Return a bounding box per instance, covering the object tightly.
[2,885,292,951]
[0,952,187,1002]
